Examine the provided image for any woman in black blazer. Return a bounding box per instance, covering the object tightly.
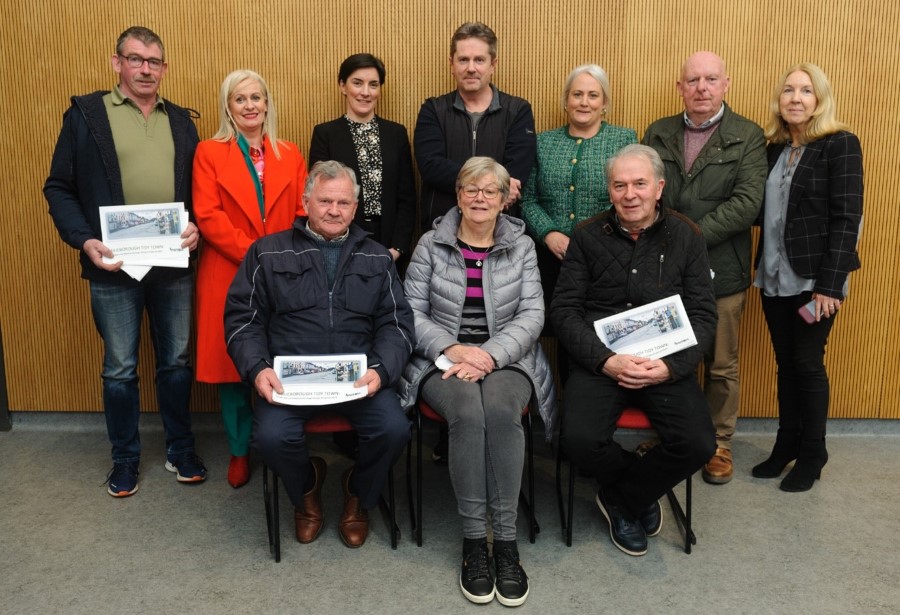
[752,63,863,492]
[309,54,416,261]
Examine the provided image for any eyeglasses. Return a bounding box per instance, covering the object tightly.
[118,54,164,71]
[460,184,501,199]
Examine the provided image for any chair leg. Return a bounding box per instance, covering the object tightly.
[555,443,567,539]
[416,410,423,547]
[377,466,400,550]
[665,474,696,554]
[262,464,281,563]
[566,458,575,547]
[406,437,416,539]
[525,413,537,543]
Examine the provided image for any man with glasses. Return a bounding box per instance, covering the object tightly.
[44,26,206,497]
[225,161,413,548]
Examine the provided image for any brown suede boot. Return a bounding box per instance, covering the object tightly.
[295,457,326,543]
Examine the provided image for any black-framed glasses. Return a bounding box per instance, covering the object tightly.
[118,54,164,71]
[460,184,501,199]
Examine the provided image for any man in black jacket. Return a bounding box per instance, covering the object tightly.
[225,161,414,548]
[44,26,205,498]
[552,145,717,557]
[414,21,536,231]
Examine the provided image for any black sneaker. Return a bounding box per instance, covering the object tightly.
[460,539,494,604]
[106,461,139,497]
[595,489,647,556]
[492,540,529,607]
[165,451,208,483]
[639,499,663,537]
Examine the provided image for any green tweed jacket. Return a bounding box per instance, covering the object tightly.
[520,122,637,242]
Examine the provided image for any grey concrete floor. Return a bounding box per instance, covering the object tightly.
[0,412,898,614]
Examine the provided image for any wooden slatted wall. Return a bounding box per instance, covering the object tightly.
[2,0,897,418]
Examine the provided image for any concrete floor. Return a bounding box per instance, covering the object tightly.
[0,412,898,614]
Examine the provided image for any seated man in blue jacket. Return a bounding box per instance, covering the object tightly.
[552,145,717,557]
[225,160,414,548]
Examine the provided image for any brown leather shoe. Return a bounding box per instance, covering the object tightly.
[295,457,327,543]
[338,468,369,548]
[702,447,733,485]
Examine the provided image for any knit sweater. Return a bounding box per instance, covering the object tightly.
[520,123,637,242]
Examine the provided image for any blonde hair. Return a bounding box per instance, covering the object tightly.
[764,63,849,144]
[212,69,282,159]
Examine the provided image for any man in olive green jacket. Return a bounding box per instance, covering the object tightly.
[642,51,766,484]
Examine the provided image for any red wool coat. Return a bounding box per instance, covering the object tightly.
[192,136,307,382]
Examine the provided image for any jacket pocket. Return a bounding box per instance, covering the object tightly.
[270,255,318,313]
[342,271,382,315]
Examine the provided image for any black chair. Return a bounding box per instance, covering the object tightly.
[262,411,399,562]
[555,407,695,553]
[406,400,538,547]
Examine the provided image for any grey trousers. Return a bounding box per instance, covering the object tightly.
[422,368,531,541]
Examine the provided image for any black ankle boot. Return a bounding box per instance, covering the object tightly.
[780,439,828,492]
[752,430,800,478]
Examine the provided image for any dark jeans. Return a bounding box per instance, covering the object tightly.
[252,387,410,510]
[560,365,715,518]
[761,292,837,441]
[89,276,195,464]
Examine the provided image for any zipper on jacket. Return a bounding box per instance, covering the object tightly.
[658,254,664,287]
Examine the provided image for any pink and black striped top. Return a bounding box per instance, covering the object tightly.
[457,240,493,344]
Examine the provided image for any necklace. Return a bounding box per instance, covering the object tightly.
[458,240,492,267]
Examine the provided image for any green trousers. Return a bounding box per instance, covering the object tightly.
[220,382,252,456]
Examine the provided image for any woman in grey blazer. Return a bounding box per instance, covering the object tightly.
[752,63,863,492]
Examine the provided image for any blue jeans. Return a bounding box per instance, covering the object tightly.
[90,275,195,464]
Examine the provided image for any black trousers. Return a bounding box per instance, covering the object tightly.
[560,365,715,518]
[761,292,837,442]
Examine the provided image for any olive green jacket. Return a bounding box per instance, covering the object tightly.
[642,104,766,296]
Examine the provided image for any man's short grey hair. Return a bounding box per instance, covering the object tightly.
[605,144,665,183]
[304,160,360,199]
[116,26,165,60]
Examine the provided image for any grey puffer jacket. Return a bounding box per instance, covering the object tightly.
[399,208,557,439]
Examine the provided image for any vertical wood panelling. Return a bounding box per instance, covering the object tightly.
[3,0,897,419]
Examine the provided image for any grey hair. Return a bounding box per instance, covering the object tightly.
[562,64,612,114]
[304,160,361,199]
[605,144,665,183]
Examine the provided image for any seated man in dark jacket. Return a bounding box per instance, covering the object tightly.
[225,161,414,548]
[551,144,717,557]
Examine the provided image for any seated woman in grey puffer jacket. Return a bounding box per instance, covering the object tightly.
[400,157,555,608]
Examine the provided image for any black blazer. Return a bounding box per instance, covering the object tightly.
[309,116,417,254]
[758,131,863,299]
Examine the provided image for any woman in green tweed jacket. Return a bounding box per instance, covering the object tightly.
[520,64,637,372]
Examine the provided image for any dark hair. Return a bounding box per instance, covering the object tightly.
[450,22,497,58]
[338,53,386,84]
[116,26,165,60]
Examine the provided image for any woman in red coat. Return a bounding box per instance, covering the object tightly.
[193,69,307,487]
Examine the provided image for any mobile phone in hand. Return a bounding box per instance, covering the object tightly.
[798,299,818,324]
